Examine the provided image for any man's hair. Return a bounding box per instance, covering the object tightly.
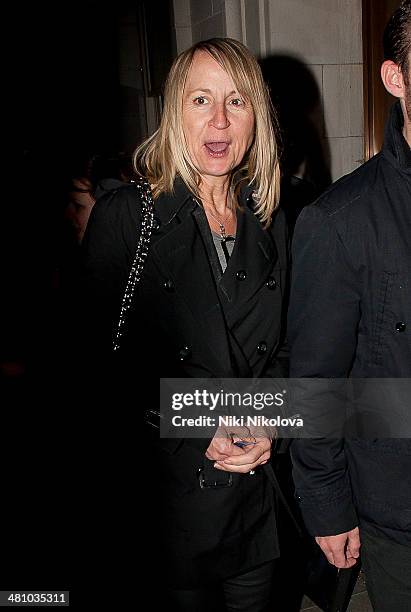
[383,0,411,82]
[133,38,281,226]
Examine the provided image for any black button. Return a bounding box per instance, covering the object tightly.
[163,279,175,292]
[396,321,406,332]
[236,270,247,281]
[266,277,277,290]
[178,346,191,361]
[257,342,268,355]
[152,217,161,233]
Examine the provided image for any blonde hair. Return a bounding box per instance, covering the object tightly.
[134,38,281,226]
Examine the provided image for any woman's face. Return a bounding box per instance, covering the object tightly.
[182,51,255,184]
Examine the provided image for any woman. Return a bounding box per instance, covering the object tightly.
[81,38,288,611]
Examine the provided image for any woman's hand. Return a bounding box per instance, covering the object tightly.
[213,437,272,473]
[205,430,245,462]
[205,428,272,473]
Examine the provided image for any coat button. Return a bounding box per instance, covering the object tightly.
[178,346,191,361]
[257,342,268,355]
[236,270,247,281]
[152,217,161,233]
[266,277,277,290]
[163,279,175,292]
[396,321,406,332]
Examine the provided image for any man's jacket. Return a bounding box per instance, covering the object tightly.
[288,102,411,546]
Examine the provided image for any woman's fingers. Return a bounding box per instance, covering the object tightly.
[213,439,272,473]
[222,439,271,465]
[205,436,244,461]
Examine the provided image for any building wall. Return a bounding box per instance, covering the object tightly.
[191,0,226,40]
[173,0,364,182]
[174,0,193,53]
[267,0,364,181]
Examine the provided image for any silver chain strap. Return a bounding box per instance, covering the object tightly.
[112,179,155,352]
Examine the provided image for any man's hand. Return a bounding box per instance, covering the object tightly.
[315,527,361,569]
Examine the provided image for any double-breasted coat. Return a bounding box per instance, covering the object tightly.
[80,177,289,588]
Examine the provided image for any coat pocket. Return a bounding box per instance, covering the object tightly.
[370,271,395,366]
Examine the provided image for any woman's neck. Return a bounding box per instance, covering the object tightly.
[198,177,232,215]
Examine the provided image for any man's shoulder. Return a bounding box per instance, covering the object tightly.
[311,153,383,219]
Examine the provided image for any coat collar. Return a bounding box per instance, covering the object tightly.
[154,178,195,224]
[383,101,411,172]
[154,176,258,224]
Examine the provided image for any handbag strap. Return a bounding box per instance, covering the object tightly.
[262,463,303,537]
[112,178,155,351]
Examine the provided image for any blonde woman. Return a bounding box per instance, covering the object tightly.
[81,38,288,611]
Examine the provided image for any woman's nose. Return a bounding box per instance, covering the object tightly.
[209,103,230,129]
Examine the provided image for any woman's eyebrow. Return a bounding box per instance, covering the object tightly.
[185,88,237,96]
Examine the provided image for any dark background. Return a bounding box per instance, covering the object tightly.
[6,0,176,596]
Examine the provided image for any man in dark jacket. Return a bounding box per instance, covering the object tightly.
[288,2,411,610]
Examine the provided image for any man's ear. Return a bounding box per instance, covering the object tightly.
[381,60,406,99]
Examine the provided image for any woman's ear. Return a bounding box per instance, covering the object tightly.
[381,60,406,99]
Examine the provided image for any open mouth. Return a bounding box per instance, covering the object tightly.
[204,141,230,157]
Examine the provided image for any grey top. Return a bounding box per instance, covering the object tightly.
[211,231,236,272]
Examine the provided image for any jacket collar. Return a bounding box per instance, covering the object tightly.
[154,177,195,224]
[154,176,258,223]
[383,101,411,172]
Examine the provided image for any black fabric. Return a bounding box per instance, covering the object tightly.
[361,529,411,612]
[166,585,225,612]
[223,560,276,612]
[77,178,289,588]
[166,561,275,612]
[288,101,411,545]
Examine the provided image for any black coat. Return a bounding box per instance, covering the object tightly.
[288,102,411,545]
[79,178,289,587]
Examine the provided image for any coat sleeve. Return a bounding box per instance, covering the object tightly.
[78,185,140,360]
[77,185,191,456]
[287,204,360,536]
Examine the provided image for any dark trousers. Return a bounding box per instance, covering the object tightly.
[361,529,411,612]
[166,560,276,612]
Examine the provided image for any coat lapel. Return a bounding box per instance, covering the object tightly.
[218,198,278,323]
[151,194,234,375]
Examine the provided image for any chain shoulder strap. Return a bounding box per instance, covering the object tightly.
[112,178,155,352]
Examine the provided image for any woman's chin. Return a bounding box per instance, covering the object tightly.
[197,159,236,178]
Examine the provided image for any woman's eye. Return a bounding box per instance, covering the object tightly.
[229,98,244,107]
[194,96,208,105]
